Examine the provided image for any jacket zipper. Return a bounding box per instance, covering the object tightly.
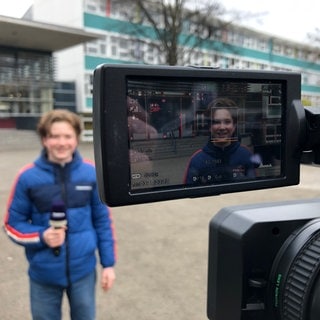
[58,165,71,286]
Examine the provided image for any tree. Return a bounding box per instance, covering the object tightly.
[308,29,320,48]
[125,0,234,65]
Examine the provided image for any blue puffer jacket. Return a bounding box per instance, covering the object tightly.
[184,140,256,185]
[4,149,116,287]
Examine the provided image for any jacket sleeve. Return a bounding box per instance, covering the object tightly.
[3,169,47,249]
[91,182,117,268]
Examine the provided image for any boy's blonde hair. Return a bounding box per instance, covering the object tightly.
[37,109,82,138]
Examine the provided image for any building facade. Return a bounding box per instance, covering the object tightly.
[0,47,54,128]
[0,13,100,129]
[32,0,320,120]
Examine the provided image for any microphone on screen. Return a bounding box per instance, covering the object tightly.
[49,201,67,256]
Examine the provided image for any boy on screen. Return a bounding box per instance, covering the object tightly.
[184,98,258,185]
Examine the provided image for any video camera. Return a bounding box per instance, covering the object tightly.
[92,64,320,319]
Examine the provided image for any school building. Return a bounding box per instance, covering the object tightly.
[2,0,320,139]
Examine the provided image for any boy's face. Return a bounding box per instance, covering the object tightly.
[210,108,236,146]
[42,121,78,165]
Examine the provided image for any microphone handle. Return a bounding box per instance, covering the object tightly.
[53,246,61,256]
[51,225,65,257]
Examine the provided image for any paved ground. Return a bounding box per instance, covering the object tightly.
[1,130,320,319]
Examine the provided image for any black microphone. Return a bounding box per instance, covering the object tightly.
[49,201,67,256]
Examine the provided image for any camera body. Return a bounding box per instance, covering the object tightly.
[208,198,320,320]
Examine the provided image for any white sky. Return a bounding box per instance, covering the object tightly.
[0,0,318,44]
[0,0,33,18]
[220,0,318,44]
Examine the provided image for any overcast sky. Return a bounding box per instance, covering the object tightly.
[0,0,318,44]
[0,0,33,18]
[220,0,318,44]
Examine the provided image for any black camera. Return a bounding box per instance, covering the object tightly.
[92,64,320,320]
[207,198,320,320]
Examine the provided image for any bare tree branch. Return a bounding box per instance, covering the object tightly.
[124,0,264,65]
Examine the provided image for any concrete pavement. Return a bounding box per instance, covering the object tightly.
[1,130,320,319]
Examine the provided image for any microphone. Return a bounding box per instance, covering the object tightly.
[49,201,67,256]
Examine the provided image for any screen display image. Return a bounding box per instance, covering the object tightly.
[127,78,283,193]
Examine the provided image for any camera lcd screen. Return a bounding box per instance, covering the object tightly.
[128,78,282,192]
[93,64,302,206]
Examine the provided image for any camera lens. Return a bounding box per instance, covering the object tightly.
[268,218,320,319]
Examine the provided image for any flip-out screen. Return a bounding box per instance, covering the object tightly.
[93,64,303,206]
[128,78,282,190]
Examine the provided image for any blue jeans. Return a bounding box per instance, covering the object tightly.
[30,270,96,320]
